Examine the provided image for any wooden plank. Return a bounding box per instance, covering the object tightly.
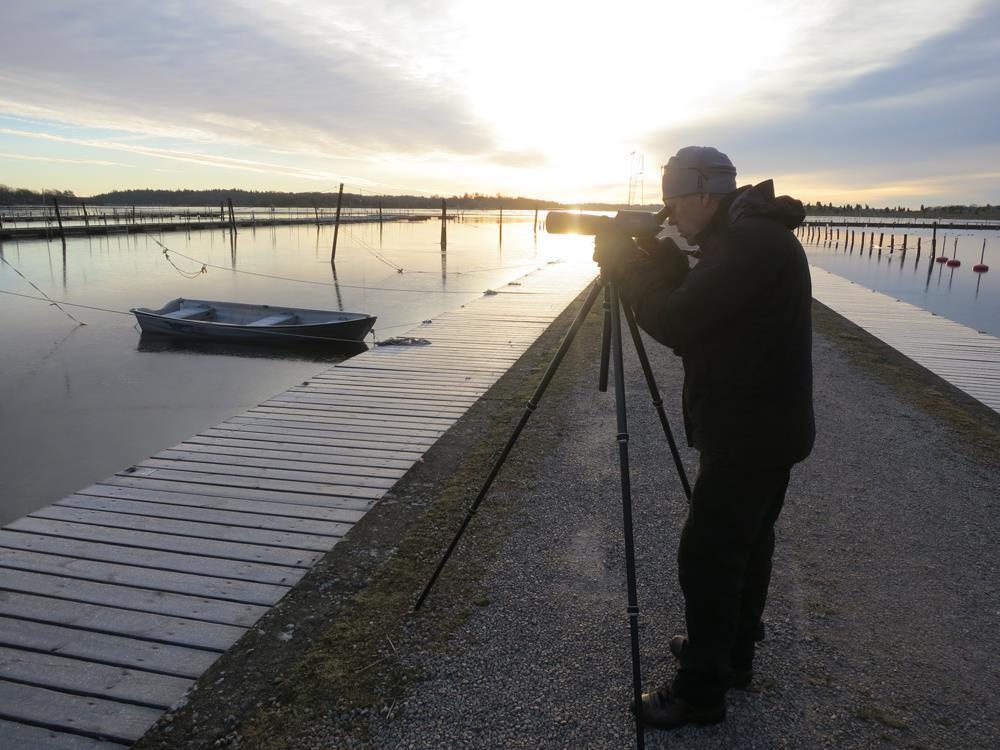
[294,382,483,400]
[236,412,447,438]
[246,407,455,433]
[318,366,496,383]
[0,530,305,587]
[0,719,129,749]
[251,404,458,429]
[0,548,290,607]
[136,458,397,490]
[272,389,476,409]
[179,437,417,468]
[60,492,357,535]
[161,444,409,476]
[6,517,322,569]
[30,506,340,553]
[77,482,368,522]
[199,425,428,455]
[0,616,221,678]
[0,569,268,627]
[0,679,163,744]
[271,392,473,414]
[310,370,493,386]
[338,358,508,374]
[153,444,406,480]
[0,591,242,652]
[116,467,385,502]
[198,426,426,456]
[226,416,440,442]
[0,646,192,709]
[104,474,377,511]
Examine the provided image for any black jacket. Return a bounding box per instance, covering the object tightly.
[619,180,815,467]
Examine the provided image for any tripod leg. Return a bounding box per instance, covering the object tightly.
[598,281,612,392]
[621,302,692,502]
[608,283,646,750]
[414,278,605,611]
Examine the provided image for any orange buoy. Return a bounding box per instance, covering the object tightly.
[973,239,989,272]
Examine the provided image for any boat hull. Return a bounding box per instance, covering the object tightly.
[131,298,376,345]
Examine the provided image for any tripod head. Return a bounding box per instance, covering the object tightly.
[545,209,668,240]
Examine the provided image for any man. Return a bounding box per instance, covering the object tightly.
[594,146,815,729]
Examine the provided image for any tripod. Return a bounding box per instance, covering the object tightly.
[414,275,692,749]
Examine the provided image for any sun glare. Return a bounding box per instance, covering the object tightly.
[450,1,801,175]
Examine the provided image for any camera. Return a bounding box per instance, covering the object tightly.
[545,208,668,239]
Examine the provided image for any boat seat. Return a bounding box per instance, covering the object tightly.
[248,312,299,326]
[163,306,213,320]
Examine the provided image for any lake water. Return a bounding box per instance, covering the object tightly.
[0,213,595,525]
[801,219,1000,337]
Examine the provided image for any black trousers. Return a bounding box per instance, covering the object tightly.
[671,453,792,705]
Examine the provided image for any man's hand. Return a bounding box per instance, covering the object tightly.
[593,230,644,276]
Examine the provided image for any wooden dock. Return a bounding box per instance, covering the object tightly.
[0,261,596,748]
[811,266,1000,413]
[0,214,428,241]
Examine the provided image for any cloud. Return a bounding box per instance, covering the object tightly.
[0,151,129,167]
[0,0,493,159]
[639,0,1000,203]
[0,0,996,203]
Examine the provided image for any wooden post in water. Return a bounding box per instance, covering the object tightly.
[889,234,894,255]
[916,236,922,259]
[330,182,344,263]
[859,231,865,255]
[440,198,448,249]
[81,202,90,228]
[227,198,237,237]
[313,205,321,227]
[931,222,937,261]
[499,205,503,244]
[878,232,884,257]
[901,234,907,257]
[378,200,383,226]
[869,231,874,256]
[534,207,539,234]
[220,203,225,223]
[51,196,67,249]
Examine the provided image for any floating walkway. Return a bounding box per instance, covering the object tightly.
[0,261,597,748]
[0,214,429,241]
[810,266,1000,413]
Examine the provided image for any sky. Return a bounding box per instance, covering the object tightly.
[0,0,998,206]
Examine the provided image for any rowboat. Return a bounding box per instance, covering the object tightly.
[131,298,376,344]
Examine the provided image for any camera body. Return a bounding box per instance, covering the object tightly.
[545,210,664,239]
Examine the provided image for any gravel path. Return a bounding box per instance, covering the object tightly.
[351,304,1000,750]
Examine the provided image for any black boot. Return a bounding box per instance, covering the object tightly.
[633,684,726,730]
[669,635,753,690]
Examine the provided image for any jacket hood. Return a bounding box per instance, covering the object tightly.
[727,179,805,230]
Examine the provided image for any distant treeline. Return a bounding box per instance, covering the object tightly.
[0,186,77,206]
[804,201,1000,220]
[3,185,998,219]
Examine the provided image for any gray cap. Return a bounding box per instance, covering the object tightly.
[661,146,737,199]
